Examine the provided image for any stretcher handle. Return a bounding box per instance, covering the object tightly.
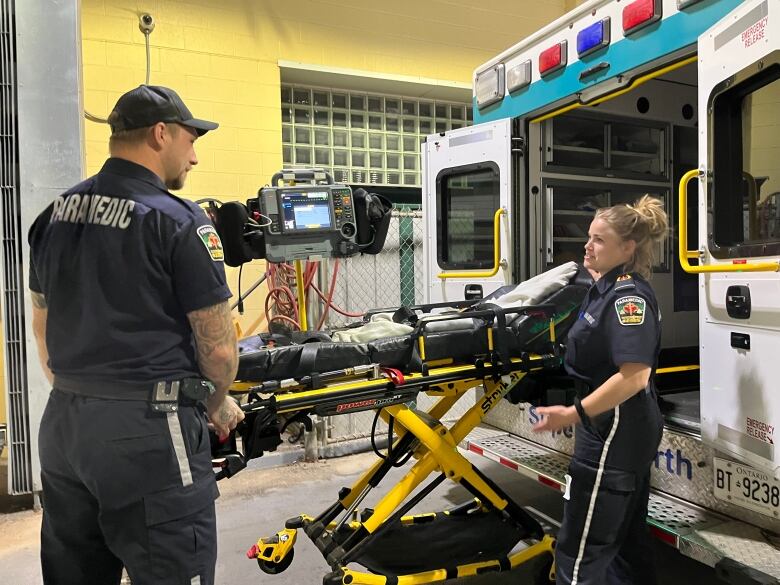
[362,298,480,321]
[678,169,779,273]
[437,207,507,280]
[411,303,557,337]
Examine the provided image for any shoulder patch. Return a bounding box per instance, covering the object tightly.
[197,225,224,262]
[614,296,646,326]
[614,273,636,291]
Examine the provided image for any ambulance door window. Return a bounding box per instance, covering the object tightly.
[710,63,780,257]
[436,164,500,269]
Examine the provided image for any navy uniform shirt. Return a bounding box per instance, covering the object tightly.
[564,266,661,392]
[28,157,231,384]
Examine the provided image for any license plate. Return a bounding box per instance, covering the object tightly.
[713,457,780,519]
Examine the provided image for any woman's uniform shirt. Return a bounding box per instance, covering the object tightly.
[564,266,664,470]
[564,267,661,392]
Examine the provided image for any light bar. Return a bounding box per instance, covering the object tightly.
[539,40,567,78]
[623,0,662,36]
[475,64,505,109]
[577,17,611,58]
[507,60,532,93]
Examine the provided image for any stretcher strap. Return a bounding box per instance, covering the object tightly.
[381,367,405,385]
[299,343,319,374]
[489,307,511,375]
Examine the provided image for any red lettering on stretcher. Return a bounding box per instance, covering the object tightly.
[336,399,377,412]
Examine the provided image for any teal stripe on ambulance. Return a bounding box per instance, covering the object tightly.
[474,0,743,124]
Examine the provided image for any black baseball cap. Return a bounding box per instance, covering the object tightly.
[108,85,218,136]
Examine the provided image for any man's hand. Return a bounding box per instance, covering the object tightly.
[532,405,579,433]
[207,395,245,440]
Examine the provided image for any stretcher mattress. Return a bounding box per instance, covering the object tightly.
[236,263,591,382]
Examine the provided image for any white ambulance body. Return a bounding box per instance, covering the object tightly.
[423,0,780,580]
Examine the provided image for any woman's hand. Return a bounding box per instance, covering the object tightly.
[533,405,579,433]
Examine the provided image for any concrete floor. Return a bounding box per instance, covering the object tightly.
[0,449,727,585]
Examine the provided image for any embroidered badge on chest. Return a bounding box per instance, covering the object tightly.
[197,225,224,262]
[615,296,646,326]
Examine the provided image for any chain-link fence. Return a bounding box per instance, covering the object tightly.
[320,205,477,445]
[323,205,425,328]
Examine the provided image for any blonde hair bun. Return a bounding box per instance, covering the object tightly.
[594,195,669,278]
[630,195,668,241]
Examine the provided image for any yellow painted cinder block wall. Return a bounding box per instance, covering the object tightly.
[80,0,569,331]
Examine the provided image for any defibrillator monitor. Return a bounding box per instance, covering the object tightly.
[256,181,358,263]
[280,191,333,232]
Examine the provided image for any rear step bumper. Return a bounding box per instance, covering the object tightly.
[464,427,780,583]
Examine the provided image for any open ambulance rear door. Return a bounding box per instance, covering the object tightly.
[697,0,780,505]
[422,118,520,304]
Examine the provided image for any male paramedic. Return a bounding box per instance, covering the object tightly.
[28,84,244,585]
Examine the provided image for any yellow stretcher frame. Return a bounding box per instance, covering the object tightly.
[243,355,559,585]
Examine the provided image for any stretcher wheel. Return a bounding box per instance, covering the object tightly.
[257,548,294,574]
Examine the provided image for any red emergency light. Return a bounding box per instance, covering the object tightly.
[539,40,567,77]
[623,0,662,36]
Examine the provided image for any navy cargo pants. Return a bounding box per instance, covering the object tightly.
[39,388,219,585]
[555,388,664,585]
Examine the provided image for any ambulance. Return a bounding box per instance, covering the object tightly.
[422,0,780,580]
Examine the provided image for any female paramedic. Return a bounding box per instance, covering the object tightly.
[534,195,668,585]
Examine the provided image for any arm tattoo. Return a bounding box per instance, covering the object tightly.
[187,301,238,391]
[219,406,232,425]
[31,291,47,309]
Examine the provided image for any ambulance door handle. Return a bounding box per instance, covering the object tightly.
[726,285,751,319]
[545,187,554,264]
[464,284,483,300]
[730,332,750,350]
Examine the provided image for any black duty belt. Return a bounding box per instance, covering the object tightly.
[53,376,215,412]
[573,378,653,401]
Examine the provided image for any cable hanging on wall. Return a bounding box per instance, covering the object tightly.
[84,13,154,124]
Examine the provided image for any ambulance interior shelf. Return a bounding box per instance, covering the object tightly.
[545,113,667,179]
[539,111,669,272]
[544,180,670,271]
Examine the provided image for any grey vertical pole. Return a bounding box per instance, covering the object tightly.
[5,0,83,495]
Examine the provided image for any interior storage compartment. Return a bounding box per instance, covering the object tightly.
[542,179,669,271]
[544,112,667,180]
[528,61,703,432]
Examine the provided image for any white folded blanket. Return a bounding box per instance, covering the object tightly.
[482,261,578,313]
[331,313,414,343]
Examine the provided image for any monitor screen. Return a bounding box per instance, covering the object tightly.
[280,191,333,232]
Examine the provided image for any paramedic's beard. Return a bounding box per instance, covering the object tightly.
[166,170,187,190]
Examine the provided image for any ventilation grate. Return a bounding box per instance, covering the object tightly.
[0,0,32,495]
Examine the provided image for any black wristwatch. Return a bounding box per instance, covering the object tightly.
[573,396,591,426]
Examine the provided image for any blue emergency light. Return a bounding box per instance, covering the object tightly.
[577,18,611,58]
